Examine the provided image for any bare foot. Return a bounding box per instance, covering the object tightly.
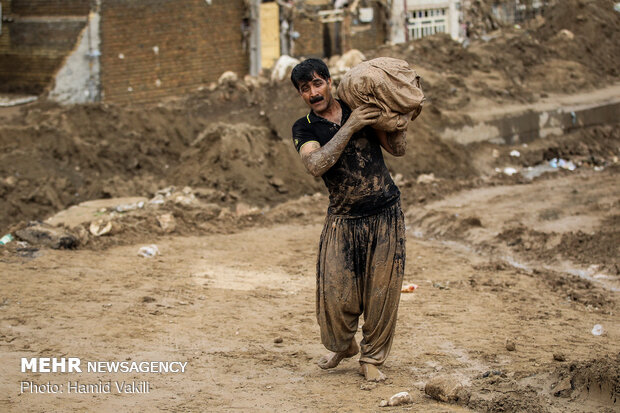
[317,340,359,370]
[359,363,387,382]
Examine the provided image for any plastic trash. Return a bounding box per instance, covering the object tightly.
[503,167,518,176]
[115,201,145,212]
[138,245,159,258]
[591,324,604,336]
[615,2,620,13]
[380,391,413,407]
[0,234,14,245]
[510,150,521,157]
[401,283,418,293]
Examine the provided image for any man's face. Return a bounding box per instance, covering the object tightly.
[298,73,332,113]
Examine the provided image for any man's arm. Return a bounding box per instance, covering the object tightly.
[376,129,407,157]
[299,105,380,177]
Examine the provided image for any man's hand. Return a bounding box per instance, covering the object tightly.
[347,104,382,133]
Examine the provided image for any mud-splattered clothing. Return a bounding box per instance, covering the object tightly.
[292,100,406,366]
[292,100,400,217]
[317,200,405,365]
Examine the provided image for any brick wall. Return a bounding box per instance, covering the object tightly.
[100,0,249,104]
[12,0,90,16]
[292,15,323,58]
[0,0,89,93]
[351,4,387,52]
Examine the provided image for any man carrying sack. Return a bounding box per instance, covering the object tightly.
[290,57,423,382]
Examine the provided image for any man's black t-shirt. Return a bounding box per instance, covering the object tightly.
[292,100,400,217]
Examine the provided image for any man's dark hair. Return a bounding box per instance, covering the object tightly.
[290,58,331,91]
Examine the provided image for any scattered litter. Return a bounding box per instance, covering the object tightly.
[522,163,558,180]
[591,324,604,336]
[492,149,500,158]
[593,166,605,172]
[509,150,521,157]
[379,391,412,407]
[615,2,620,13]
[549,158,576,171]
[115,200,145,212]
[15,223,78,249]
[503,167,518,176]
[0,95,38,107]
[138,245,159,258]
[0,234,14,245]
[401,283,418,293]
[433,282,450,290]
[89,219,113,236]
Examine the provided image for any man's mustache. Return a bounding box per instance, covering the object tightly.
[310,96,324,104]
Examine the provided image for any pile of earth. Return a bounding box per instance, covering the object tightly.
[1,0,619,235]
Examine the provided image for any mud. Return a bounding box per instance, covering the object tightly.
[1,2,619,412]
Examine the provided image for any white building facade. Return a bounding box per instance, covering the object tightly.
[390,0,461,44]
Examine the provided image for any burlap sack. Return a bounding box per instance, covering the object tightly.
[337,57,425,132]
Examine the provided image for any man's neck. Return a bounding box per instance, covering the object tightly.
[314,98,342,125]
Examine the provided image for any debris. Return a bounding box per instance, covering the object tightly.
[433,282,449,290]
[591,324,604,336]
[401,283,418,293]
[380,391,413,407]
[425,375,469,403]
[271,55,300,82]
[556,29,575,40]
[218,71,238,86]
[156,213,176,233]
[416,173,436,184]
[115,200,145,212]
[482,370,503,378]
[505,338,516,351]
[0,234,14,245]
[503,167,518,176]
[15,223,79,249]
[549,158,576,171]
[138,245,159,258]
[89,219,113,236]
[509,150,521,157]
[492,149,500,158]
[235,202,259,217]
[332,49,366,75]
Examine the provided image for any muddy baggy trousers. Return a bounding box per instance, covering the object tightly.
[316,200,405,365]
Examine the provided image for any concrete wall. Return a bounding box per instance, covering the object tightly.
[49,11,100,104]
[100,0,249,104]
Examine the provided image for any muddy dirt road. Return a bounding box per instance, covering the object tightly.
[1,167,618,412]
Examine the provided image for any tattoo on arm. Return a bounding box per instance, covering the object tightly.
[300,124,355,177]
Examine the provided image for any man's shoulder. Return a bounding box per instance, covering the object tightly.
[292,114,313,131]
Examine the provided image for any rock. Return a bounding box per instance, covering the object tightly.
[157,213,176,233]
[235,202,259,217]
[387,391,413,406]
[15,222,79,249]
[553,376,572,397]
[425,375,469,404]
[273,337,283,344]
[271,55,300,82]
[332,49,366,74]
[218,71,238,86]
[553,353,566,362]
[505,338,516,351]
[378,399,388,407]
